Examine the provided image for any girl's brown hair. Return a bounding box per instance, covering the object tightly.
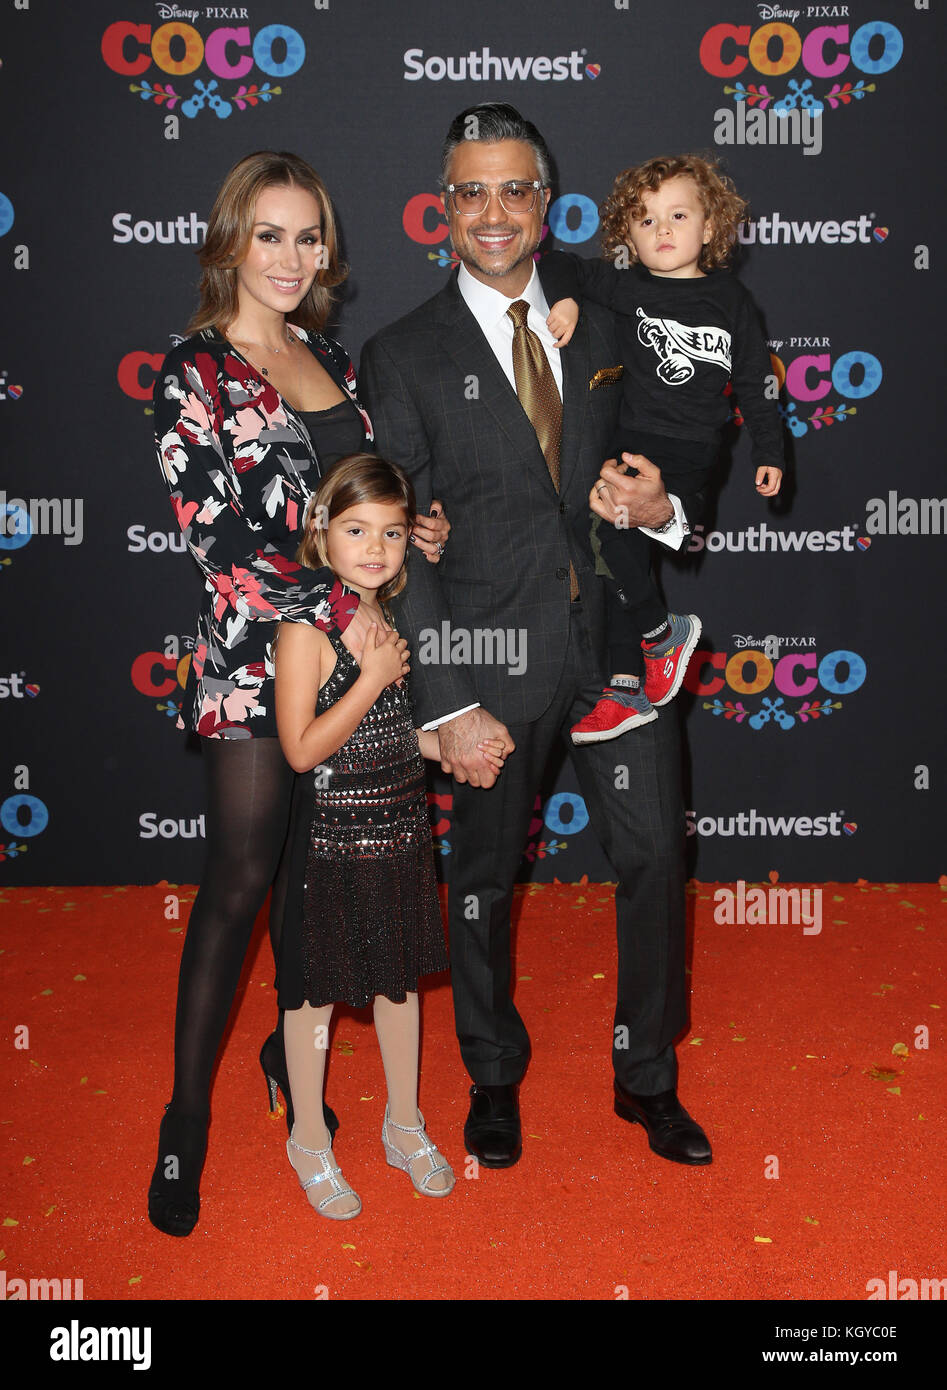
[599,154,747,272]
[186,150,348,336]
[297,453,416,605]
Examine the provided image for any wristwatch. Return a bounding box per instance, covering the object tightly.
[652,512,677,534]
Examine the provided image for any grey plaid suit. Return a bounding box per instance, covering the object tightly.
[360,270,688,1094]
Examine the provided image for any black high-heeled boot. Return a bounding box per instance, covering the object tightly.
[260,1030,339,1138]
[148,1105,209,1237]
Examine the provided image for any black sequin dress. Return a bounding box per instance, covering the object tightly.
[276,628,448,1010]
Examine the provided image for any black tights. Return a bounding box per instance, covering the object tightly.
[168,737,295,1117]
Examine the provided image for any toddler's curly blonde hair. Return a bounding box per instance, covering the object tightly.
[599,154,747,272]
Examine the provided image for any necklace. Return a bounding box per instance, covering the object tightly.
[230,326,295,376]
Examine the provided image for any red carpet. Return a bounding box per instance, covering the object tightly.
[1,880,943,1301]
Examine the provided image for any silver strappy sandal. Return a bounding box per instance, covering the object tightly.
[381,1106,455,1197]
[287,1126,361,1220]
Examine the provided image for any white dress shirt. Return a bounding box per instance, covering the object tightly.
[422,262,685,730]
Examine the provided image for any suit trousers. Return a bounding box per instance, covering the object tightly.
[446,598,688,1096]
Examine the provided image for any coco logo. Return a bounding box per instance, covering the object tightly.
[684,643,866,731]
[403,190,602,266]
[0,193,14,239]
[118,350,164,410]
[765,342,882,438]
[699,19,903,115]
[101,19,306,119]
[1,768,48,859]
[426,787,592,861]
[131,636,194,721]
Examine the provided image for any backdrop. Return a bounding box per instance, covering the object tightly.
[1,0,942,885]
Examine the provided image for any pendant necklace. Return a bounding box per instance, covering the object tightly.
[231,326,295,377]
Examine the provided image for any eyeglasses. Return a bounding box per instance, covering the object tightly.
[445,180,543,216]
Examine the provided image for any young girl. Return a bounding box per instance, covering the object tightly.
[273,452,504,1218]
[539,155,784,743]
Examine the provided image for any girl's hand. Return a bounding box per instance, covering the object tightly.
[547,298,579,347]
[755,466,783,497]
[360,624,410,693]
[340,599,384,662]
[411,500,450,564]
[477,738,508,775]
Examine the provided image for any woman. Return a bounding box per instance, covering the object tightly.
[148,151,449,1237]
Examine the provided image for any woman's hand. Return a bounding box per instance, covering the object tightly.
[411,499,451,563]
[359,624,410,694]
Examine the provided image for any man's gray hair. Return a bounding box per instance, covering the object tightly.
[440,102,553,189]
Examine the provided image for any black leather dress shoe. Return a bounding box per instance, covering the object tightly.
[463,1083,522,1167]
[614,1083,712,1165]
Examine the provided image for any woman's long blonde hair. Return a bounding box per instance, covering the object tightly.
[186,150,348,336]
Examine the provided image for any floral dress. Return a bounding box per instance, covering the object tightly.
[153,325,371,738]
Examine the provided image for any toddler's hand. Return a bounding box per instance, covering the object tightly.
[756,465,782,497]
[546,298,579,347]
[360,625,410,692]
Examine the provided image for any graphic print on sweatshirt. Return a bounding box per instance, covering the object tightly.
[636,307,732,386]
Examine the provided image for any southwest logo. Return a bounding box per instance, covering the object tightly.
[403,48,598,82]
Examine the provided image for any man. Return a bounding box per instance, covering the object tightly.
[360,103,710,1169]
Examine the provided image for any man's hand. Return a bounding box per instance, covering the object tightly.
[437,708,515,788]
[589,453,674,530]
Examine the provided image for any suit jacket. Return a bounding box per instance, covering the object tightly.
[359,271,623,728]
[154,326,364,737]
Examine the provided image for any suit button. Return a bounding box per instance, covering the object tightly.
[559,501,567,513]
[556,567,568,580]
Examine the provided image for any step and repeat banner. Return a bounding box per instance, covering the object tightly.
[1,1,942,885]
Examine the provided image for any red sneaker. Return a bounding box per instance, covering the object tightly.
[571,687,657,745]
[642,614,702,707]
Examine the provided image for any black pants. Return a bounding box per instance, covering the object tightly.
[596,430,717,678]
[447,599,688,1095]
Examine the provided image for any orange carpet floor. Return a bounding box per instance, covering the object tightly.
[1,880,943,1302]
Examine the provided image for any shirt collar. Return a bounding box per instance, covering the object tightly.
[457,260,551,334]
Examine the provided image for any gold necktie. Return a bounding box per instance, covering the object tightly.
[507,300,578,599]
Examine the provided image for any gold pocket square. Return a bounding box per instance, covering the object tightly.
[589,366,624,390]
